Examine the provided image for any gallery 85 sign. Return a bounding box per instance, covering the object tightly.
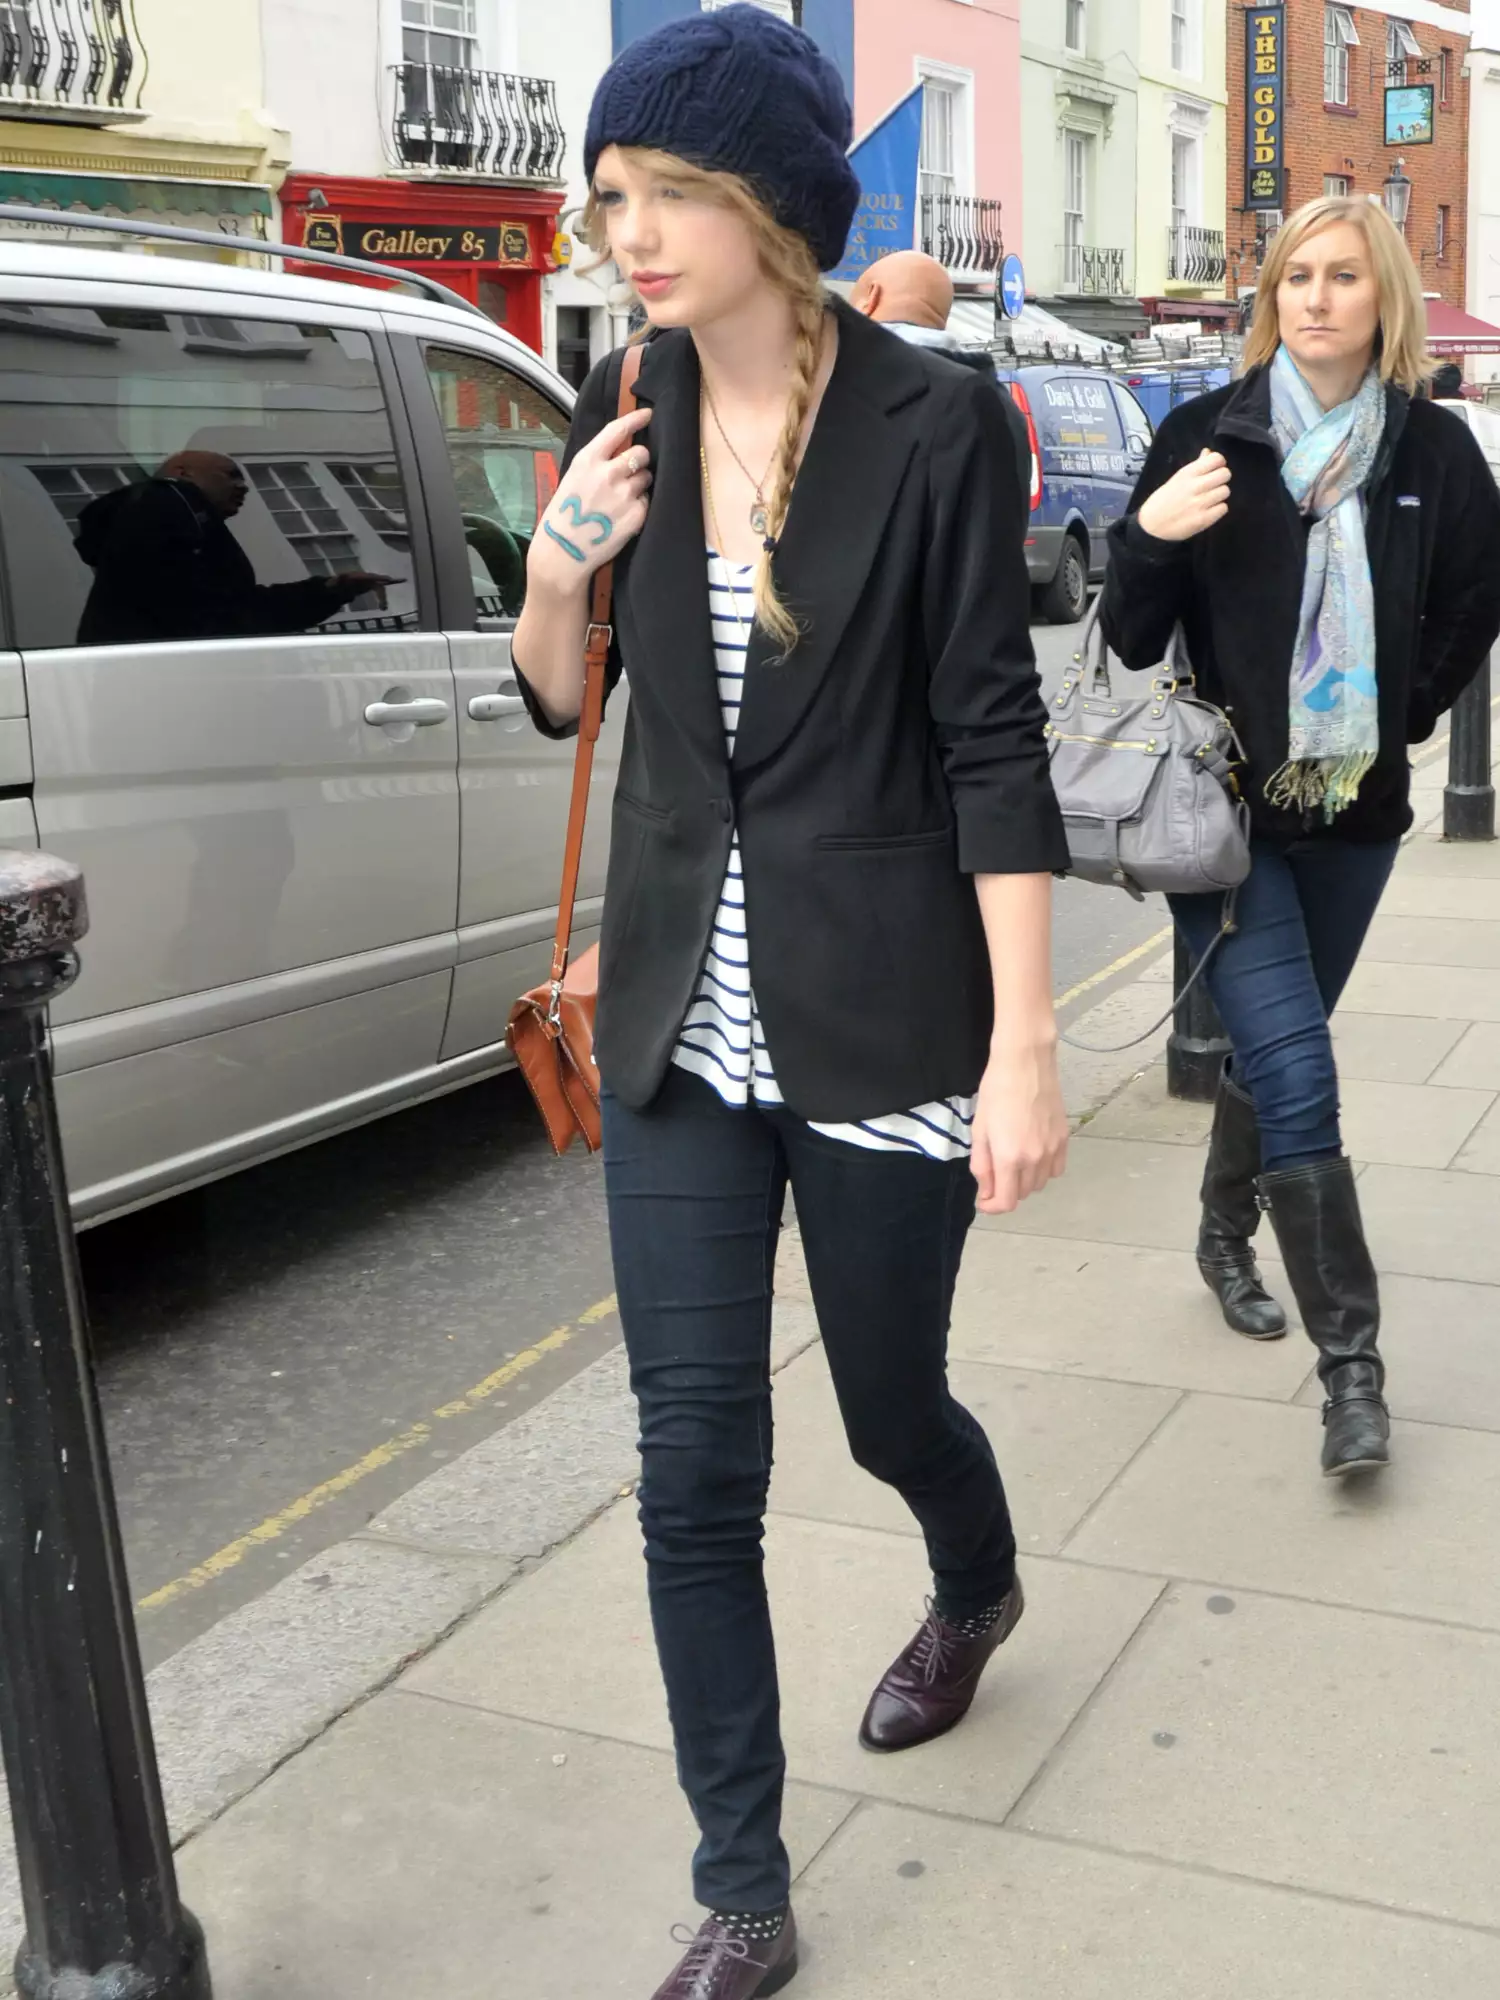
[303,216,532,264]
[1244,5,1286,211]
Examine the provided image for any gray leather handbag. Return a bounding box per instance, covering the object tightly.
[1045,599,1250,902]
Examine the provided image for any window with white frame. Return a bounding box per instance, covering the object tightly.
[1324,5,1359,107]
[1170,0,1201,77]
[1062,129,1088,288]
[1324,173,1351,197]
[920,76,964,211]
[1387,17,1421,82]
[701,0,796,18]
[1440,48,1452,106]
[402,0,479,69]
[1065,0,1086,56]
[1437,204,1450,258]
[1171,131,1200,235]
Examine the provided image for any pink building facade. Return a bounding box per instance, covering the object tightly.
[852,0,1023,285]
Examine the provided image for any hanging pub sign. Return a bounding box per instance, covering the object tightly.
[1384,84,1435,146]
[1244,5,1286,211]
[346,221,533,264]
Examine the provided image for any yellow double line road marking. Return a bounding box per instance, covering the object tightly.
[1052,925,1173,1014]
[1410,689,1500,769]
[137,1293,619,1614]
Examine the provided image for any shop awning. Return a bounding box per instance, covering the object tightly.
[0,169,271,219]
[1425,301,1500,355]
[948,296,1123,363]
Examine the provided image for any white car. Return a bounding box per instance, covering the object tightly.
[0,227,615,1224]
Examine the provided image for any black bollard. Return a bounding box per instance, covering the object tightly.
[1165,927,1232,1102]
[0,850,210,2000]
[1443,656,1495,842]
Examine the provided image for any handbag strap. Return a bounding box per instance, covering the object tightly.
[547,342,645,1014]
[1072,594,1193,694]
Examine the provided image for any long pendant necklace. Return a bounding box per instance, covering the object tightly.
[700,444,752,644]
[701,377,780,546]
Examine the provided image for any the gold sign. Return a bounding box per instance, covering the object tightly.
[551,231,573,268]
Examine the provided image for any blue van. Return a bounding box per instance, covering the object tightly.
[994,364,1155,623]
[1117,363,1232,433]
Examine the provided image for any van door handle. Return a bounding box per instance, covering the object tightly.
[468,691,528,721]
[364,697,450,727]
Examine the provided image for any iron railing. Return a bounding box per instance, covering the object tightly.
[392,63,564,181]
[920,192,1004,275]
[0,0,145,117]
[1168,223,1227,286]
[1058,243,1130,296]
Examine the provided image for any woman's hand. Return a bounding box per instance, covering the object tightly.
[1135,448,1231,543]
[529,406,654,597]
[970,1038,1069,1216]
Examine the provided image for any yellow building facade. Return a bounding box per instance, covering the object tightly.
[0,0,288,254]
[1134,0,1231,325]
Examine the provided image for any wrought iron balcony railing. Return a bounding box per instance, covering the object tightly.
[0,0,146,122]
[1168,224,1227,286]
[1058,243,1130,296]
[392,64,565,182]
[920,193,1004,275]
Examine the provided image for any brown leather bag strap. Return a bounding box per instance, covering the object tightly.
[548,342,645,999]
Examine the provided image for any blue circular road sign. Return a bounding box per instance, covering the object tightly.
[999,254,1026,320]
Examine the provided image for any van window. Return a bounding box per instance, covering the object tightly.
[1112,381,1153,454]
[421,345,567,624]
[0,309,418,650]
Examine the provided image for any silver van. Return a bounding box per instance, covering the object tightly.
[0,237,615,1224]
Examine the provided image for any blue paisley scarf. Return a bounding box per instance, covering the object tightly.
[1266,346,1385,821]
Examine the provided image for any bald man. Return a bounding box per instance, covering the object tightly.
[852,250,1032,534]
[75,449,394,647]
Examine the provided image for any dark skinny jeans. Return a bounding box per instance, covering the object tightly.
[1170,835,1399,1170]
[602,1067,1015,1912]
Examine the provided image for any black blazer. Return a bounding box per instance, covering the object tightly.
[1101,367,1500,845]
[517,299,1067,1120]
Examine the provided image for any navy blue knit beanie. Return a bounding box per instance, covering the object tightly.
[584,4,858,272]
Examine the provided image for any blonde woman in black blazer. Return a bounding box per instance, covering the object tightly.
[512,11,1069,1995]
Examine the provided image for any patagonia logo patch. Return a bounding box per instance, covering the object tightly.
[1397,495,1421,508]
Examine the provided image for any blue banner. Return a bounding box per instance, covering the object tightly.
[828,85,924,285]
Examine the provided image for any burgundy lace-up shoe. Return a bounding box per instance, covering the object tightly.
[650,1913,798,1998]
[858,1577,1025,1753]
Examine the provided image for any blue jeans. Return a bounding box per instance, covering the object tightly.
[1170,837,1399,1172]
[602,1067,1014,1911]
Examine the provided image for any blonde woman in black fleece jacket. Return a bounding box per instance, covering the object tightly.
[1103,195,1500,1478]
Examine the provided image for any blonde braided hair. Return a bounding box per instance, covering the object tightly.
[582,146,829,654]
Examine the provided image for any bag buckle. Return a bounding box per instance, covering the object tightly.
[545,978,565,1032]
[585,621,613,653]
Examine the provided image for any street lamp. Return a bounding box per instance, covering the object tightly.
[1382,158,1412,232]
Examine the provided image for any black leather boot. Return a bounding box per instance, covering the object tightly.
[1257,1158,1390,1476]
[1198,1068,1288,1340]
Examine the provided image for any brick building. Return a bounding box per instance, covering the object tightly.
[1226,3,1473,311]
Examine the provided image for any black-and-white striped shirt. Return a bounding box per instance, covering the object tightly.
[669,553,975,1160]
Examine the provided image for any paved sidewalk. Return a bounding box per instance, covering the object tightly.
[144,758,1500,1992]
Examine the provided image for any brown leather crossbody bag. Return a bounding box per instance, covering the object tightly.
[506,345,643,1154]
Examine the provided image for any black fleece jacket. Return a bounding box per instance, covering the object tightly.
[1100,365,1500,844]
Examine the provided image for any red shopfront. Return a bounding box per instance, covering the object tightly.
[280,173,564,355]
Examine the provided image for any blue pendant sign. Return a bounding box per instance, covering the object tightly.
[829,85,924,285]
